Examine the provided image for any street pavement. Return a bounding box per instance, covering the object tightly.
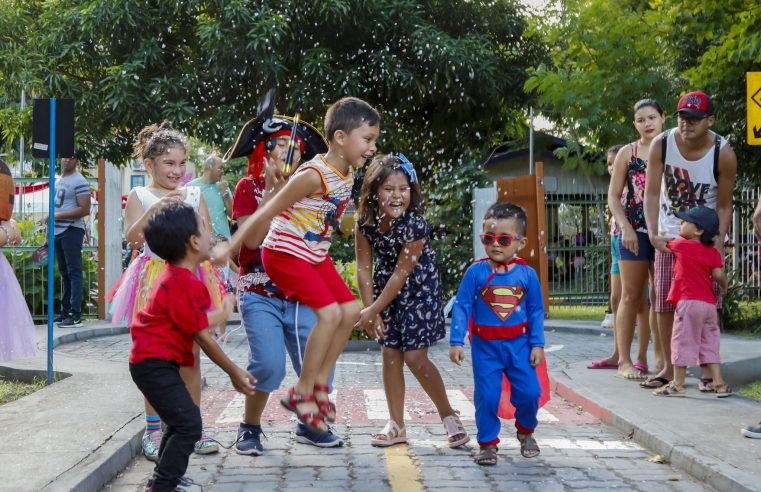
[51,326,714,492]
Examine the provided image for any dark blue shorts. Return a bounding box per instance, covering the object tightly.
[617,231,655,262]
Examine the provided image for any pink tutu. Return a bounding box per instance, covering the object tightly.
[0,253,37,362]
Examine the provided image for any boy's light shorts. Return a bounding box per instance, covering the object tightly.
[671,299,721,367]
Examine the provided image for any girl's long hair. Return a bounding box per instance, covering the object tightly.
[357,154,425,227]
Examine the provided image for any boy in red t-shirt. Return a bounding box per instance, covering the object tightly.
[129,202,256,492]
[653,206,730,398]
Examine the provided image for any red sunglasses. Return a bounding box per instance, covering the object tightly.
[480,233,521,247]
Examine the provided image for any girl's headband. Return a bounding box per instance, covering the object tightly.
[396,153,418,184]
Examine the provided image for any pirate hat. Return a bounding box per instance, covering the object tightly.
[223,89,328,176]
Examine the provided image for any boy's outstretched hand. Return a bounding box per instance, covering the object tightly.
[230,367,257,396]
[530,347,544,367]
[449,346,465,365]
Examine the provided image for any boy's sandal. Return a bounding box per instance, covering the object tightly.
[370,420,407,447]
[476,445,498,466]
[714,383,732,398]
[639,376,669,389]
[314,384,337,423]
[280,387,328,434]
[698,378,715,393]
[517,432,540,458]
[442,413,470,448]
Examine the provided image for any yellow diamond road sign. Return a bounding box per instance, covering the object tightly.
[748,72,761,145]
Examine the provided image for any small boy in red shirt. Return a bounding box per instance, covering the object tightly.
[129,202,256,492]
[653,206,730,398]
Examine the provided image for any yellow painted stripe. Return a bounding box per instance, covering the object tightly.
[384,445,425,492]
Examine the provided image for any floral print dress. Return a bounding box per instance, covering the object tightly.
[359,212,445,351]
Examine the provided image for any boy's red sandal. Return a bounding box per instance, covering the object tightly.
[280,387,328,433]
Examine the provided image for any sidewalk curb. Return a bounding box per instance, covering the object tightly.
[550,374,759,492]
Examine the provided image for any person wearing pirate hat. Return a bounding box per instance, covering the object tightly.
[226,92,343,453]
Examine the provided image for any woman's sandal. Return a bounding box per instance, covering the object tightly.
[370,420,407,447]
[476,445,498,466]
[517,432,540,458]
[314,384,336,423]
[280,387,328,434]
[442,413,470,448]
[639,376,669,389]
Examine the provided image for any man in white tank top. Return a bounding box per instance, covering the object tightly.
[642,91,737,388]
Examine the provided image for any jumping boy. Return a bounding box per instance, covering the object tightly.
[450,202,545,465]
[129,202,256,492]
[224,97,380,433]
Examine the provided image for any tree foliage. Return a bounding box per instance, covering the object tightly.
[526,0,761,177]
[0,0,545,295]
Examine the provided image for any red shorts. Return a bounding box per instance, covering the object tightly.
[261,248,356,310]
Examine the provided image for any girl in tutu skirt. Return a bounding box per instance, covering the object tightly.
[0,218,38,362]
[107,121,225,461]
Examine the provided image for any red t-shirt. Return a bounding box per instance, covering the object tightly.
[232,176,286,299]
[666,238,723,305]
[129,264,211,366]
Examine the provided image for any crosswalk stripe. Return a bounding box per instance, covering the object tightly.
[445,390,476,419]
[538,408,559,422]
[364,389,411,420]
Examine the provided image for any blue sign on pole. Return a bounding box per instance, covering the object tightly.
[46,99,56,385]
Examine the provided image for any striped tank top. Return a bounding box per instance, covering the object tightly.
[262,154,352,264]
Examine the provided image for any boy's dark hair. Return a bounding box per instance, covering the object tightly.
[483,202,528,237]
[144,202,200,264]
[607,144,623,156]
[324,97,380,142]
[357,154,425,226]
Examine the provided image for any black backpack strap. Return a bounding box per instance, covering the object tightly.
[713,133,721,182]
[661,130,669,164]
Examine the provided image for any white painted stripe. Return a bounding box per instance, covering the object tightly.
[217,393,246,424]
[538,408,559,422]
[364,389,410,420]
[445,390,476,420]
[544,344,564,353]
[412,438,641,451]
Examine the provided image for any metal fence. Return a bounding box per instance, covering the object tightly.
[1,177,99,321]
[546,186,761,308]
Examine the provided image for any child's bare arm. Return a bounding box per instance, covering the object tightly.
[194,329,256,395]
[225,169,322,255]
[355,228,375,307]
[206,296,235,328]
[712,267,727,293]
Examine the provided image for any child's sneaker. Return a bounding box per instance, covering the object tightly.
[600,313,614,329]
[234,423,265,455]
[741,422,761,439]
[194,434,220,454]
[142,430,162,462]
[294,422,344,448]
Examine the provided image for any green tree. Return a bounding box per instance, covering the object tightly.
[0,0,545,295]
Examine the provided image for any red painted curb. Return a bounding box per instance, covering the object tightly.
[550,376,612,424]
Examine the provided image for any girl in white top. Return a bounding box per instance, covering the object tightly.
[108,121,225,459]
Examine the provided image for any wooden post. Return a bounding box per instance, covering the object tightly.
[97,159,105,319]
[97,159,123,320]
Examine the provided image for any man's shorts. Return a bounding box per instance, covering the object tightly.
[654,250,723,313]
[671,300,721,366]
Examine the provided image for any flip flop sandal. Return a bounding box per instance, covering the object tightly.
[699,378,715,393]
[653,382,686,397]
[280,387,328,434]
[314,384,336,423]
[633,361,648,374]
[476,445,498,466]
[517,432,540,458]
[587,358,618,369]
[639,376,669,389]
[714,383,733,398]
[442,413,470,448]
[370,420,407,447]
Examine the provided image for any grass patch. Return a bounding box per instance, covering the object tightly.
[739,380,761,403]
[549,304,607,321]
[0,377,46,406]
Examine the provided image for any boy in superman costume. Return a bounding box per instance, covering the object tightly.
[450,202,549,466]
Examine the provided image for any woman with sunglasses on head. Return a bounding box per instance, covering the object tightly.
[607,99,665,381]
[449,202,546,465]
